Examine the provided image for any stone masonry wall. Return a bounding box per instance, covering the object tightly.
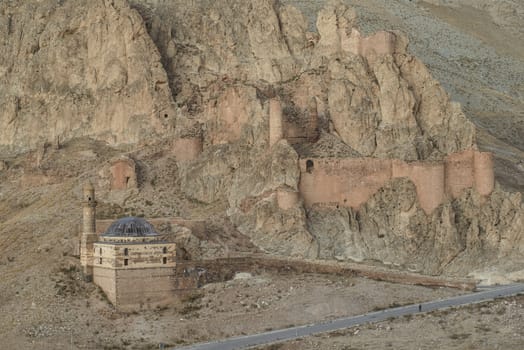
[92,242,176,269]
[113,267,177,311]
[92,267,117,304]
[299,149,494,214]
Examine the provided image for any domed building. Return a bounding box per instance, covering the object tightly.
[80,183,177,311]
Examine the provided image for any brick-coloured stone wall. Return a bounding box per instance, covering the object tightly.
[109,158,137,190]
[299,157,392,209]
[299,149,494,214]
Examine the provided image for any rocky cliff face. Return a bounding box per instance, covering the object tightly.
[0,0,176,154]
[0,0,522,280]
[308,178,524,275]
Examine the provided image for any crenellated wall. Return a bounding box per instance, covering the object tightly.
[299,149,494,214]
[473,151,495,196]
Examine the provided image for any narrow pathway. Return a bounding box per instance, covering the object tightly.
[172,283,524,350]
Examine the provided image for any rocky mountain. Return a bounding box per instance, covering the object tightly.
[0,0,523,284]
[1,0,523,348]
[0,0,176,154]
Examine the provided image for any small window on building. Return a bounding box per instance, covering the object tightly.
[99,258,102,264]
[306,159,314,174]
[99,247,102,255]
[163,247,167,254]
[124,248,128,256]
[163,257,167,264]
[124,259,128,266]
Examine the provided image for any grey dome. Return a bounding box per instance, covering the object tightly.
[102,217,159,237]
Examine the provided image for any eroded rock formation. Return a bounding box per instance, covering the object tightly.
[0,0,176,154]
[0,0,522,279]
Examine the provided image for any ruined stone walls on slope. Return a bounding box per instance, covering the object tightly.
[297,149,495,214]
[129,0,475,163]
[0,0,175,154]
[111,1,514,270]
[174,84,317,258]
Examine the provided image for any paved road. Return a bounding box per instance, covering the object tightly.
[172,283,524,350]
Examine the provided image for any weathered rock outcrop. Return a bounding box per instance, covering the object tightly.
[132,0,519,276]
[0,0,175,154]
[307,178,524,276]
[0,0,521,280]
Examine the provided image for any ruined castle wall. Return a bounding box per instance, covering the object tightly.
[444,149,475,198]
[277,189,300,210]
[392,160,445,214]
[474,151,495,196]
[110,158,137,190]
[341,29,396,60]
[269,98,283,147]
[173,137,203,162]
[299,158,392,209]
[298,149,493,214]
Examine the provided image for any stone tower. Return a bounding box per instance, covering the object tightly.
[80,181,97,280]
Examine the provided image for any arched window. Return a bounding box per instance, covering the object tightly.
[163,257,167,264]
[163,247,167,254]
[124,248,129,256]
[124,259,128,266]
[306,160,314,174]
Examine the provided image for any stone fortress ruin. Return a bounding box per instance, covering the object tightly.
[171,24,495,217]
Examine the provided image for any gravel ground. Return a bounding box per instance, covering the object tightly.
[0,271,463,349]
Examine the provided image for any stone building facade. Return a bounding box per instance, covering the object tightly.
[80,183,177,311]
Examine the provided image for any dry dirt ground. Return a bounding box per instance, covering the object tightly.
[1,270,467,350]
[255,294,524,350]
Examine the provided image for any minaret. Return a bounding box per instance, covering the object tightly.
[80,181,97,280]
